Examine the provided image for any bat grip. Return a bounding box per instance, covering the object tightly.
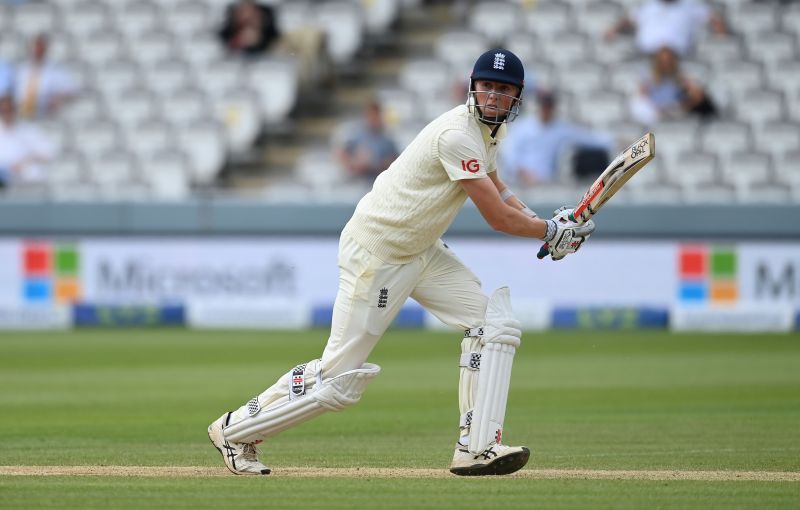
[536,243,550,259]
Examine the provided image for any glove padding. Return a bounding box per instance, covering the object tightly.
[537,207,595,261]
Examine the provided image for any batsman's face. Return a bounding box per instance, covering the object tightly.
[474,80,519,119]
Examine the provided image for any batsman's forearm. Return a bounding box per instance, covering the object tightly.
[491,207,548,239]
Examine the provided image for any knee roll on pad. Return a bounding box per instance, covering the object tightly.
[224,362,381,443]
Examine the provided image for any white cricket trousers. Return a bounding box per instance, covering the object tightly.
[321,232,489,378]
[251,232,489,411]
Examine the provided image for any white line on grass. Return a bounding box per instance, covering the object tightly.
[1,466,798,481]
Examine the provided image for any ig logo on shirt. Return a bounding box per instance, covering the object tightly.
[461,159,480,173]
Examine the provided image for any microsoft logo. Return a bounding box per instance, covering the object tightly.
[22,242,81,303]
[678,245,737,304]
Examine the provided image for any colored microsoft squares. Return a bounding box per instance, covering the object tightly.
[21,242,81,304]
[678,245,738,304]
[55,246,79,276]
[24,244,50,276]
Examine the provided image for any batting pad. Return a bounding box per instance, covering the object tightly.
[468,287,521,454]
[224,363,381,444]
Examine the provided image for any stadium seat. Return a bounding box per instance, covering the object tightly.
[316,1,364,65]
[775,151,800,199]
[126,119,175,161]
[178,35,226,71]
[214,88,263,154]
[87,150,137,187]
[72,119,121,161]
[782,3,800,39]
[165,1,212,40]
[524,1,571,41]
[715,60,765,101]
[362,0,400,35]
[540,32,590,70]
[199,60,247,100]
[58,92,106,125]
[573,90,625,129]
[671,151,719,192]
[294,147,348,191]
[131,29,177,69]
[746,32,796,74]
[113,88,159,130]
[142,150,191,200]
[47,151,86,188]
[376,88,418,129]
[76,30,125,68]
[720,151,773,193]
[61,1,110,40]
[246,57,299,124]
[654,121,700,170]
[696,36,743,69]
[766,59,800,100]
[700,121,752,167]
[435,31,489,74]
[113,1,161,43]
[145,59,192,99]
[574,1,623,40]
[399,59,453,99]
[753,122,800,159]
[558,62,606,99]
[12,2,56,38]
[275,1,313,35]
[734,89,784,129]
[162,88,208,127]
[468,1,523,45]
[729,2,779,38]
[176,120,226,185]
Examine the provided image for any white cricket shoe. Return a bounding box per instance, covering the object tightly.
[449,442,530,476]
[208,412,271,475]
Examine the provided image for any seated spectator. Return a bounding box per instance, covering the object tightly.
[13,34,79,119]
[335,98,399,182]
[629,46,716,125]
[0,95,56,187]
[219,0,330,87]
[219,0,280,57]
[0,59,13,96]
[500,88,614,186]
[605,0,728,57]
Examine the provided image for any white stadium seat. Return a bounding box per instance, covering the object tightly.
[176,120,226,185]
[468,1,523,45]
[435,31,489,73]
[47,151,86,188]
[94,60,142,103]
[540,31,590,70]
[735,89,784,129]
[214,89,263,154]
[362,0,400,35]
[72,119,121,160]
[113,89,158,130]
[143,150,191,200]
[61,1,110,40]
[246,57,299,124]
[558,62,606,98]
[126,119,174,161]
[671,151,718,192]
[145,59,192,99]
[729,2,779,38]
[574,1,623,40]
[113,1,162,42]
[13,2,56,38]
[700,121,752,167]
[721,151,773,191]
[399,59,453,98]
[316,1,364,65]
[87,150,137,187]
[754,122,800,159]
[162,89,209,127]
[524,1,571,41]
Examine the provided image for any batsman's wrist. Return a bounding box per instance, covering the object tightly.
[542,219,557,242]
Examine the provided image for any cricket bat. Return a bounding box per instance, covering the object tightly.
[537,132,655,259]
[571,132,656,225]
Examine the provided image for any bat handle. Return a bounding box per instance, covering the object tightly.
[537,243,550,259]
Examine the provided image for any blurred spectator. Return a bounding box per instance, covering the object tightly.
[605,0,728,57]
[335,98,399,182]
[629,46,716,125]
[219,0,330,87]
[500,89,614,186]
[219,0,280,57]
[0,96,55,188]
[0,59,13,96]
[13,34,79,119]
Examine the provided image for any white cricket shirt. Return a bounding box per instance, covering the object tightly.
[343,104,505,264]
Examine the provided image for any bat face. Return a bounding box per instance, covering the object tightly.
[573,132,655,224]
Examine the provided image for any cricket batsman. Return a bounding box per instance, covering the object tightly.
[209,48,595,476]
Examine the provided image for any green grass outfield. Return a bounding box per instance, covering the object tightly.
[0,329,798,509]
